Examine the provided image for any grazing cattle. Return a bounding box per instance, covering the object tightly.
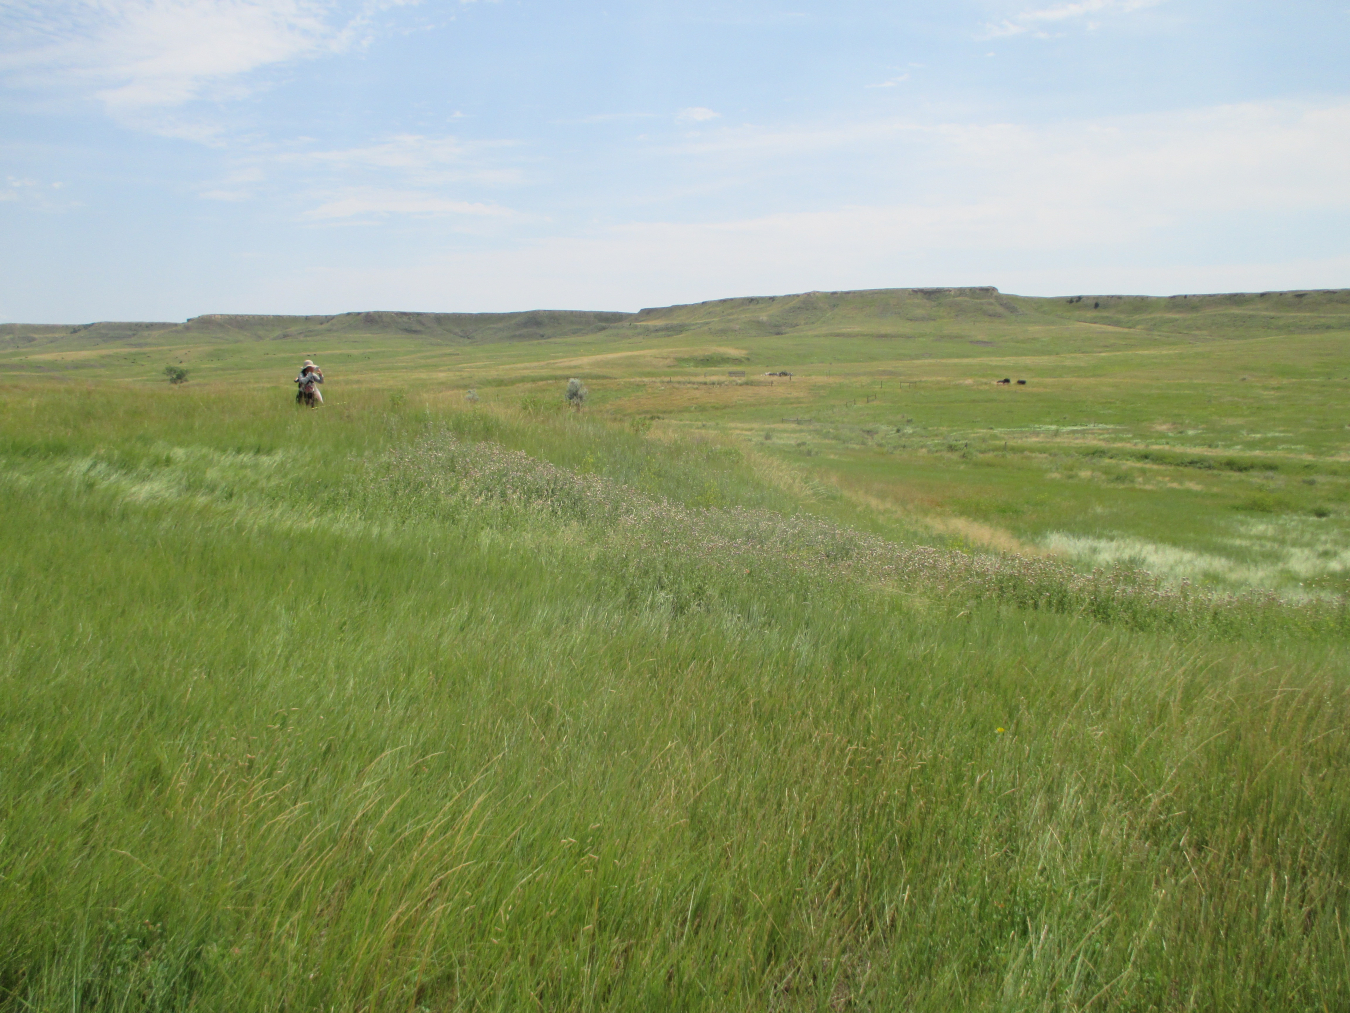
[996,378,1011,385]
[1016,379,1027,385]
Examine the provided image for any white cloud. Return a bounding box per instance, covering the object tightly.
[982,0,1165,38]
[1,174,81,211]
[676,107,720,123]
[661,99,1350,216]
[259,99,1350,309]
[556,111,657,125]
[303,188,518,220]
[663,118,920,161]
[866,73,910,89]
[198,166,264,200]
[929,101,1350,215]
[0,0,359,114]
[266,218,1350,314]
[281,134,521,184]
[280,134,524,216]
[189,131,524,219]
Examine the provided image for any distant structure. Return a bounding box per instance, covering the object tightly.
[728,370,746,377]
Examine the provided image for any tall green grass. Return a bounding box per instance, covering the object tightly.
[1,386,1348,1010]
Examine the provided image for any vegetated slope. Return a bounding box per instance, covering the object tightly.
[627,286,1350,345]
[0,320,178,349]
[6,287,1348,356]
[1026,288,1350,339]
[628,286,1026,338]
[1,385,1348,1011]
[0,309,633,352]
[176,309,633,344]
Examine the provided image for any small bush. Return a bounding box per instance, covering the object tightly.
[565,378,588,410]
[163,366,189,385]
[1234,493,1284,513]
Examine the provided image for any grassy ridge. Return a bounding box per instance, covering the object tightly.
[6,287,1348,364]
[2,386,1348,1010]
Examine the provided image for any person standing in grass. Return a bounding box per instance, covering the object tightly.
[295,358,324,406]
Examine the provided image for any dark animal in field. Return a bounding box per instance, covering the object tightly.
[1016,379,1027,385]
[764,371,793,377]
[996,378,1011,384]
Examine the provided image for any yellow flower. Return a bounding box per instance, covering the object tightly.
[996,727,1006,734]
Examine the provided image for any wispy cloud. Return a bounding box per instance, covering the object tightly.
[0,0,368,117]
[662,118,921,160]
[303,188,518,220]
[676,107,720,124]
[2,174,78,211]
[981,0,1165,38]
[866,73,909,89]
[194,133,526,218]
[271,135,527,218]
[282,134,521,183]
[198,166,265,201]
[368,97,1348,307]
[554,112,657,125]
[662,99,1350,215]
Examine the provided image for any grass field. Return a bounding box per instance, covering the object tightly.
[2,288,1349,1010]
[6,286,1349,596]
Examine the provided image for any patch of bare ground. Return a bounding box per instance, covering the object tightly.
[912,512,1051,556]
[824,479,1051,557]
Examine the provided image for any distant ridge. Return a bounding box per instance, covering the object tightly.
[3,287,1347,352]
[0,309,629,349]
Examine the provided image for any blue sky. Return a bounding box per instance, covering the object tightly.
[1,0,1347,321]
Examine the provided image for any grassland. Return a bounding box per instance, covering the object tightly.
[6,286,1350,594]
[2,288,1349,1010]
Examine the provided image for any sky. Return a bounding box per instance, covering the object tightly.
[1,0,1348,321]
